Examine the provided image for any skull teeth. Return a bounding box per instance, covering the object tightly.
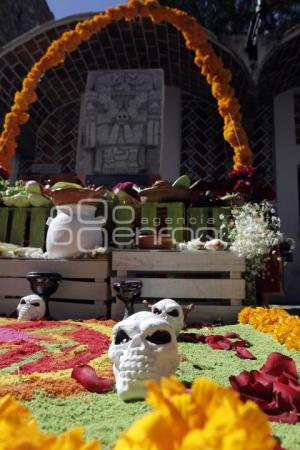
[119,369,155,381]
[119,358,153,370]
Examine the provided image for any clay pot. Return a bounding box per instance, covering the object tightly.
[140,181,190,203]
[138,234,174,250]
[51,187,107,206]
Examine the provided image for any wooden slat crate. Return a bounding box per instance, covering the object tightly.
[0,207,49,248]
[141,202,185,242]
[0,255,111,320]
[113,205,137,247]
[111,250,245,323]
[187,206,232,240]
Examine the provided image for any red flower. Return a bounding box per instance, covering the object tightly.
[71,365,114,393]
[229,352,300,423]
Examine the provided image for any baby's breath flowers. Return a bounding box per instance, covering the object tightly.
[221,201,294,304]
[228,201,283,276]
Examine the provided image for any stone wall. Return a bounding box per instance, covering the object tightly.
[0,0,53,47]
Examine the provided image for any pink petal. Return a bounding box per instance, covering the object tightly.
[71,365,114,393]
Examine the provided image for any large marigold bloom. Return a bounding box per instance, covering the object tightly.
[0,395,100,450]
[114,376,276,450]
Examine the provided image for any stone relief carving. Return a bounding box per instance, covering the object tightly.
[76,69,164,175]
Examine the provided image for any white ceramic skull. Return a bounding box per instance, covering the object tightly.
[17,295,46,321]
[108,311,179,401]
[151,299,185,336]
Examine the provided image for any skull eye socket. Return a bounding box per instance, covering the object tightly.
[20,299,26,305]
[153,307,161,315]
[146,330,171,345]
[167,309,179,317]
[115,329,131,345]
[31,302,41,307]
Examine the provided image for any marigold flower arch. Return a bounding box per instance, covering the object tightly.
[0,0,254,173]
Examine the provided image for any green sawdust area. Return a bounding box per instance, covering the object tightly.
[25,324,300,450]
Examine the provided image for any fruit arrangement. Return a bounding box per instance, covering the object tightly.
[0,170,272,209]
[0,180,51,208]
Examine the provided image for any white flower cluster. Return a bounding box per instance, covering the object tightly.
[228,202,283,276]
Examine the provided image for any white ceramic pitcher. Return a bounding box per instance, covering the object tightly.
[46,204,103,258]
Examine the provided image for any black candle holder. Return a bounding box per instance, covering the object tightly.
[113,279,143,319]
[26,272,62,319]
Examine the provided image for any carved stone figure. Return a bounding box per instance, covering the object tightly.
[76,69,164,175]
[17,294,46,321]
[108,311,179,401]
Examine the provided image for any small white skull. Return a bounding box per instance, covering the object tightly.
[17,295,46,321]
[108,311,179,401]
[151,299,185,336]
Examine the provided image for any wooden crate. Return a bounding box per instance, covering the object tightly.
[0,206,49,248]
[141,202,185,242]
[111,250,245,323]
[187,206,232,240]
[0,255,111,320]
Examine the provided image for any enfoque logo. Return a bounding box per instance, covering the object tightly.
[48,199,225,251]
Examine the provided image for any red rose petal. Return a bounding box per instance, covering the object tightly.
[235,347,257,360]
[267,408,298,424]
[232,339,247,348]
[229,352,300,424]
[261,352,298,379]
[273,377,300,410]
[71,365,114,393]
[205,335,232,350]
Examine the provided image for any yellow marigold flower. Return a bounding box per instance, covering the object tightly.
[239,306,299,350]
[114,377,276,450]
[282,317,300,350]
[238,306,253,323]
[0,395,100,450]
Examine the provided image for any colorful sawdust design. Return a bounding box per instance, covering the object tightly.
[0,318,114,399]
